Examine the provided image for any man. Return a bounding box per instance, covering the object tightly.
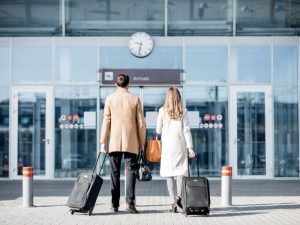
[100,74,146,214]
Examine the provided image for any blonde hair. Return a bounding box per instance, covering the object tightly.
[163,86,183,119]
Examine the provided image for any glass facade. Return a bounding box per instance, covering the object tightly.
[13,47,52,84]
[0,87,9,177]
[274,86,299,177]
[185,86,228,177]
[55,46,97,83]
[0,36,299,179]
[17,91,46,176]
[100,46,182,69]
[55,86,97,178]
[66,0,164,36]
[0,47,9,86]
[168,0,233,36]
[0,0,61,36]
[1,0,299,37]
[273,46,298,83]
[236,92,266,176]
[237,0,300,36]
[186,46,228,83]
[230,46,271,83]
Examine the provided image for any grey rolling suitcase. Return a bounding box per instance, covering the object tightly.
[67,152,107,216]
[181,155,210,216]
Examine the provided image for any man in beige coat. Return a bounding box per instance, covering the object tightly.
[100,74,146,213]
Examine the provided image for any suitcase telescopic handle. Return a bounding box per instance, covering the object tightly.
[92,151,108,175]
[187,152,199,178]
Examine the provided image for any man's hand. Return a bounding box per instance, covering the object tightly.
[139,145,144,152]
[100,143,106,153]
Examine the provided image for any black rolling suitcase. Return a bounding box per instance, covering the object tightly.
[181,155,210,216]
[67,152,107,216]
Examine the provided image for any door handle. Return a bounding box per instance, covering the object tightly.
[42,139,50,144]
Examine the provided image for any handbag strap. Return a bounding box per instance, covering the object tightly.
[137,151,144,164]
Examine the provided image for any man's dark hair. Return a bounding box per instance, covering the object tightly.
[116,74,129,88]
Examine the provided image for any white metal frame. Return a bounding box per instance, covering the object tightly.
[229,85,273,179]
[11,86,54,180]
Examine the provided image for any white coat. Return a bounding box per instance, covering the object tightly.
[156,107,193,177]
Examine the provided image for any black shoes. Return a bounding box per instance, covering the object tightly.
[111,207,118,213]
[126,204,139,214]
[176,196,183,209]
[170,203,177,213]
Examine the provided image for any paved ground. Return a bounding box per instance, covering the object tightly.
[0,180,300,225]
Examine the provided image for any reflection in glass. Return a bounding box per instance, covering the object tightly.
[0,47,9,86]
[186,47,227,82]
[274,86,299,177]
[237,0,300,35]
[168,0,233,36]
[237,92,266,175]
[274,46,298,84]
[17,92,46,176]
[186,86,228,177]
[99,87,140,176]
[230,46,271,83]
[55,87,97,178]
[13,47,52,84]
[66,0,164,36]
[100,46,182,69]
[0,88,9,177]
[0,0,61,36]
[55,46,97,83]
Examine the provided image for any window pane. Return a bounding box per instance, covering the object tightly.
[169,0,233,36]
[185,86,228,177]
[274,86,299,177]
[100,46,182,69]
[13,47,52,84]
[0,87,9,177]
[237,0,300,35]
[186,47,227,83]
[55,46,97,83]
[237,92,266,176]
[17,92,46,176]
[0,47,9,86]
[55,87,97,178]
[0,0,61,36]
[66,0,164,36]
[230,46,271,83]
[274,46,297,84]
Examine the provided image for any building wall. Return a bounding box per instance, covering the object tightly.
[0,36,299,179]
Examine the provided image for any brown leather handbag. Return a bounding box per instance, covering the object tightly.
[145,136,162,162]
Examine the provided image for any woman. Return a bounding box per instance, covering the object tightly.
[156,86,196,213]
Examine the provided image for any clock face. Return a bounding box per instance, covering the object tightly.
[128,32,154,58]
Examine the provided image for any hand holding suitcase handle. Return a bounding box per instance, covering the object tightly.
[187,151,200,178]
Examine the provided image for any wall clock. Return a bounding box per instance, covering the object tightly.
[128,32,154,58]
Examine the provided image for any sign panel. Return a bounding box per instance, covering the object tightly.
[84,111,96,129]
[101,69,181,85]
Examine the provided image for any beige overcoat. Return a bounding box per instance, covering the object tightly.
[100,88,146,155]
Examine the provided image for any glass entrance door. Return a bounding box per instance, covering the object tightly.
[12,87,53,179]
[230,86,272,179]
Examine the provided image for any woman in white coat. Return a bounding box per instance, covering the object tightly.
[156,86,196,213]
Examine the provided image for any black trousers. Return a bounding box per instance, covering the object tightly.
[109,152,138,208]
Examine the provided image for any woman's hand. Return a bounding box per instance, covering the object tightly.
[188,148,196,158]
